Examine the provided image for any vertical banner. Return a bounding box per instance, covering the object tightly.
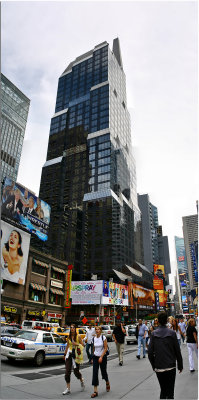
[153,264,165,278]
[65,265,73,308]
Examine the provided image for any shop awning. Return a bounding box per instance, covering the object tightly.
[33,259,49,269]
[30,283,47,292]
[52,266,66,274]
[125,264,142,278]
[135,261,152,275]
[50,287,64,296]
[112,269,132,282]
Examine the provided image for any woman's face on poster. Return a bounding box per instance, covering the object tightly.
[9,231,20,250]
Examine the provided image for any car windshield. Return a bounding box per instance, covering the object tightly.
[128,328,136,333]
[63,328,70,333]
[23,321,33,327]
[14,331,38,341]
[102,326,109,330]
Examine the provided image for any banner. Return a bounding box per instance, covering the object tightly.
[65,265,73,308]
[156,290,166,307]
[128,283,155,308]
[153,264,165,279]
[153,277,164,290]
[102,281,128,306]
[1,177,51,241]
[1,220,30,285]
[71,281,103,304]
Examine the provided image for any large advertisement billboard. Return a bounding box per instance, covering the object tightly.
[101,281,128,306]
[153,264,165,279]
[153,277,164,290]
[1,220,30,285]
[156,290,167,307]
[71,281,103,304]
[128,283,155,309]
[1,177,51,241]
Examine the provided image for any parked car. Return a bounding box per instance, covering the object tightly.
[125,325,137,345]
[101,325,115,342]
[1,325,20,337]
[1,329,66,366]
[9,323,22,329]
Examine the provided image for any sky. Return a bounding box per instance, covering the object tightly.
[1,1,198,290]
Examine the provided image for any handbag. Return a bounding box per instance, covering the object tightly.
[71,348,75,359]
[103,335,110,356]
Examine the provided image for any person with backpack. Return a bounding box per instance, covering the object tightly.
[91,325,110,398]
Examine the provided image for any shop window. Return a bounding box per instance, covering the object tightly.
[49,293,62,306]
[51,270,62,280]
[29,288,44,303]
[32,262,46,276]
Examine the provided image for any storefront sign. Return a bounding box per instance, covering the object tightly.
[4,306,17,313]
[28,310,41,316]
[48,313,62,319]
[51,280,63,289]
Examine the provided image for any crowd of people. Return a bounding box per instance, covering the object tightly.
[62,313,198,398]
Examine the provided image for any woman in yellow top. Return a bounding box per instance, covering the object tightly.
[63,324,85,395]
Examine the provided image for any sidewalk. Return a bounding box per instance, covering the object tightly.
[1,344,198,399]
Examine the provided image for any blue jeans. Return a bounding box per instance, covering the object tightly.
[86,343,93,361]
[137,336,146,356]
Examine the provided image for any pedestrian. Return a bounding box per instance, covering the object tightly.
[167,316,174,329]
[136,319,148,359]
[172,318,183,347]
[148,311,183,399]
[179,318,186,344]
[186,318,198,372]
[91,325,110,398]
[151,317,159,331]
[112,320,126,365]
[84,323,95,364]
[63,324,85,395]
[144,321,149,350]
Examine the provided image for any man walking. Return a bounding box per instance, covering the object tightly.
[136,319,148,359]
[148,311,183,399]
[112,321,126,366]
[179,317,186,344]
[84,323,95,364]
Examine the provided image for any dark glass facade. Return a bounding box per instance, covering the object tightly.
[38,39,143,280]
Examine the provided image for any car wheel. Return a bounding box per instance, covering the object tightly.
[34,351,45,367]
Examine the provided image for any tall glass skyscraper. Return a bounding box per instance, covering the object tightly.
[1,73,30,181]
[39,38,143,279]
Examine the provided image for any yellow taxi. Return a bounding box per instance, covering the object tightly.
[51,326,86,342]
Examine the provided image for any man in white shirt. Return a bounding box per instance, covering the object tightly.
[84,323,95,364]
[179,318,186,344]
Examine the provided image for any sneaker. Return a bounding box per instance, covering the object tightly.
[143,356,146,358]
[190,370,195,373]
[136,355,140,360]
[63,388,70,395]
[81,379,85,391]
[119,361,123,366]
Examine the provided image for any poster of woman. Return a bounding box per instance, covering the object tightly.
[1,220,30,285]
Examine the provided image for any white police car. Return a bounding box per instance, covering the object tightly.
[1,329,67,366]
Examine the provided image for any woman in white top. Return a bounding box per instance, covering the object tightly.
[91,326,110,398]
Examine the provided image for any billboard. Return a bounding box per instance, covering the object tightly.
[153,264,165,279]
[156,290,167,307]
[128,283,155,308]
[101,281,128,306]
[1,177,51,241]
[71,281,103,304]
[153,277,164,290]
[1,220,30,285]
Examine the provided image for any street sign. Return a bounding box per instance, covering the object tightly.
[82,316,88,325]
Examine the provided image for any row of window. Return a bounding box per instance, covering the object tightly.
[29,288,62,306]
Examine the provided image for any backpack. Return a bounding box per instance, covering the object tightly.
[93,335,110,356]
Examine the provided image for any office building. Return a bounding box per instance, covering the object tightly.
[39,38,143,280]
[182,214,198,290]
[1,73,30,182]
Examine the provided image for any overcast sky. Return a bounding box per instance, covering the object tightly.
[2,1,198,290]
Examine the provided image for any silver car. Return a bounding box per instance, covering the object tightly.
[126,325,137,345]
[101,325,115,342]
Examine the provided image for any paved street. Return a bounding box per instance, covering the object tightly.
[1,343,197,399]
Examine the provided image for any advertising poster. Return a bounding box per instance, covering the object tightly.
[1,220,30,285]
[1,177,51,241]
[153,264,165,279]
[102,281,128,306]
[128,283,155,308]
[153,277,164,290]
[71,281,103,304]
[156,290,166,307]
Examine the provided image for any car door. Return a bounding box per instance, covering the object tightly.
[42,333,57,357]
[52,334,66,357]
